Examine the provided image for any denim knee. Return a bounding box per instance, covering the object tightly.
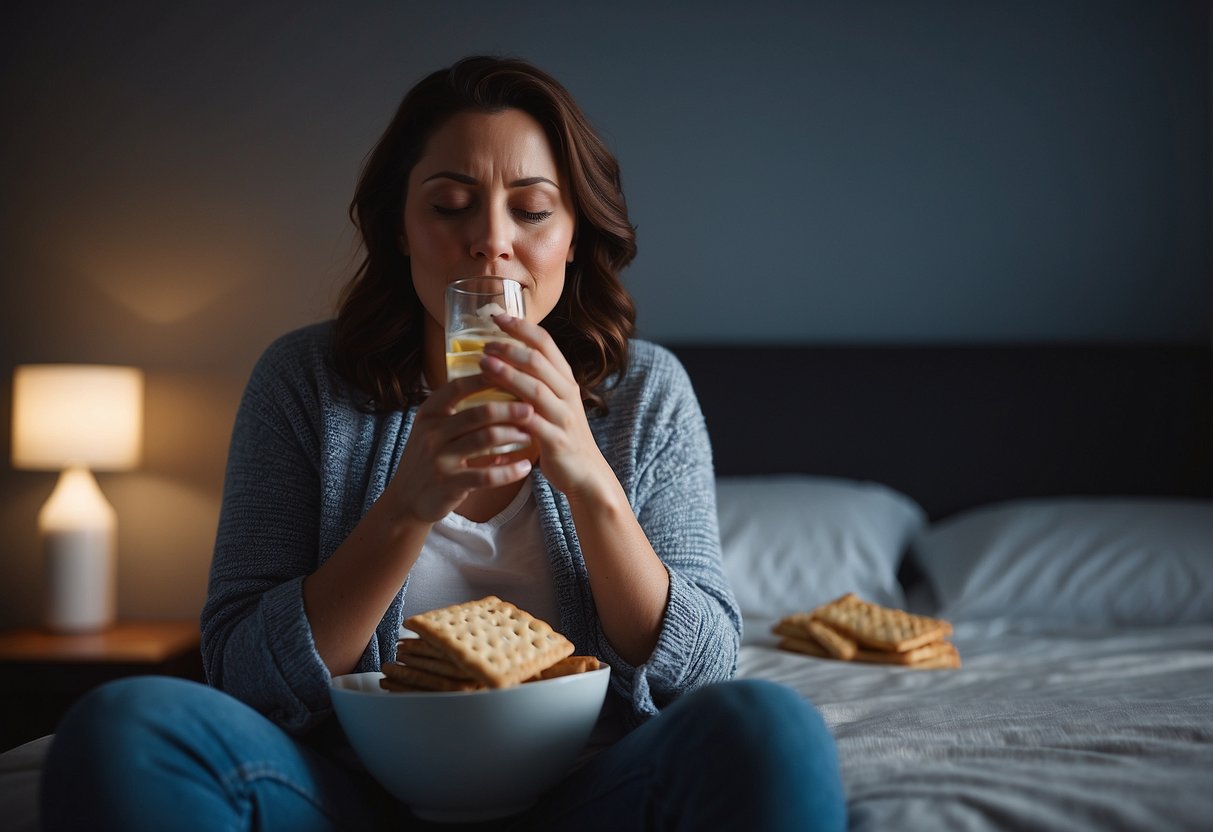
[52,676,205,754]
[687,678,836,761]
[663,679,846,831]
[42,677,219,831]
[43,677,398,832]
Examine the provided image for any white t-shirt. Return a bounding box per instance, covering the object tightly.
[399,484,560,630]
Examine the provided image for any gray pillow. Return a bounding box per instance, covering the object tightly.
[912,497,1213,625]
[716,475,926,621]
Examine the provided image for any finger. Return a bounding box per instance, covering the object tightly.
[420,373,495,415]
[445,399,534,436]
[479,354,569,421]
[447,423,533,460]
[464,444,534,470]
[421,398,534,451]
[411,399,532,479]
[492,314,574,377]
[481,338,575,400]
[471,457,534,487]
[485,318,584,426]
[438,457,534,491]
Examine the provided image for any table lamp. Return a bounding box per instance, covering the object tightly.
[11,365,144,632]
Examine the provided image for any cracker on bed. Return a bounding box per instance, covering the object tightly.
[772,619,806,640]
[805,619,859,660]
[775,617,859,660]
[404,595,575,688]
[854,640,960,667]
[774,594,961,670]
[777,635,831,658]
[904,647,962,670]
[810,592,952,653]
[779,635,960,669]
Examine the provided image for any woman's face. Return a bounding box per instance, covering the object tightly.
[402,108,577,337]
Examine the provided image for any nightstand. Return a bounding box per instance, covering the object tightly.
[0,620,205,752]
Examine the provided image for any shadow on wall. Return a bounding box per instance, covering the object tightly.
[0,372,245,629]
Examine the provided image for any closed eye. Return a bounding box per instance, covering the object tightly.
[516,209,553,223]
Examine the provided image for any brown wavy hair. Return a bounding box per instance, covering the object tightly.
[333,55,637,414]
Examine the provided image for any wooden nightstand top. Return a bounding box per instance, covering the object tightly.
[0,620,201,664]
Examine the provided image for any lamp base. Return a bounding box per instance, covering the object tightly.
[44,528,116,632]
[38,467,117,633]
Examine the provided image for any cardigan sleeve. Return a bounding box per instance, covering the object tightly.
[591,344,742,719]
[200,331,334,735]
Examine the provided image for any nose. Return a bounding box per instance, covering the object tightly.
[470,203,513,264]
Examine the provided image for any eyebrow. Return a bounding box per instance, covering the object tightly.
[421,171,559,189]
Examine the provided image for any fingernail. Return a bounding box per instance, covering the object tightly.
[493,313,515,325]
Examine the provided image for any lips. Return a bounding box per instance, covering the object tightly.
[457,274,529,289]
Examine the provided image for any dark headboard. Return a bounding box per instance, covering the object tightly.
[669,343,1213,521]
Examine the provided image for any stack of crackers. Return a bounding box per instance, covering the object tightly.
[380,595,602,693]
[773,592,960,670]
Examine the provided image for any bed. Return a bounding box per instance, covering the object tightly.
[675,342,1213,831]
[2,343,1210,831]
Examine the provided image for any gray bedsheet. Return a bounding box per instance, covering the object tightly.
[0,735,48,832]
[4,623,1209,830]
[737,620,1213,831]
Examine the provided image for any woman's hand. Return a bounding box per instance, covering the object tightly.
[479,315,614,502]
[483,315,672,664]
[385,373,536,524]
[306,374,534,675]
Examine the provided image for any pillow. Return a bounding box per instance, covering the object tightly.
[911,497,1213,625]
[716,475,926,622]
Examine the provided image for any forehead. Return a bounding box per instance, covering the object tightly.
[413,109,562,179]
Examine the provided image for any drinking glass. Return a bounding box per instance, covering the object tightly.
[445,277,528,453]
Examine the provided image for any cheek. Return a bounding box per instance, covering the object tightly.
[527,237,574,318]
[527,224,575,268]
[411,274,443,320]
[403,212,447,262]
[404,229,444,321]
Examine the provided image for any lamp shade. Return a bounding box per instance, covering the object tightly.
[12,365,144,471]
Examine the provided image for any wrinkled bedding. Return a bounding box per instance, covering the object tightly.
[0,735,48,832]
[737,619,1213,831]
[4,622,1210,831]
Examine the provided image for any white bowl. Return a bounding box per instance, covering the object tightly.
[330,667,610,822]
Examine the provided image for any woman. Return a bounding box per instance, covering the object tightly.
[42,56,845,831]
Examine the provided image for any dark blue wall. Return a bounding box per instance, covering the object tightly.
[1,0,1209,356]
[0,0,1209,627]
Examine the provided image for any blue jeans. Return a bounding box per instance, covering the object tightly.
[42,676,845,831]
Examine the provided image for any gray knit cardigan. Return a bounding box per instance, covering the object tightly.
[201,322,740,735]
